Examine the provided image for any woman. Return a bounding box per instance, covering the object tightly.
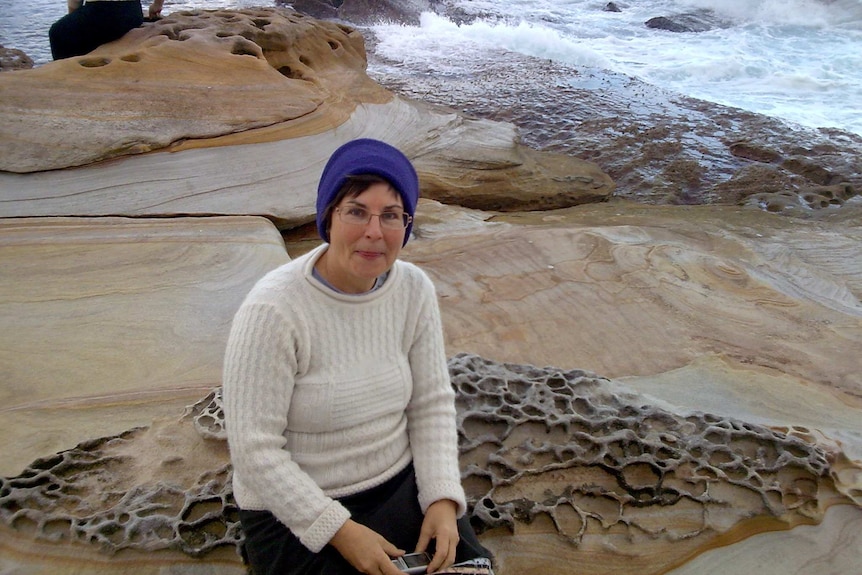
[223,139,492,575]
[49,0,164,60]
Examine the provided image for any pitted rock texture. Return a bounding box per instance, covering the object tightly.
[0,421,238,557]
[0,7,373,173]
[448,354,833,539]
[1,354,853,574]
[184,388,227,441]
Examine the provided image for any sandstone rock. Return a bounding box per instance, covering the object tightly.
[447,353,859,574]
[1,5,861,574]
[2,201,862,574]
[0,44,34,71]
[402,202,862,402]
[0,9,613,222]
[0,95,613,224]
[2,353,860,574]
[0,216,289,477]
[0,7,375,173]
[711,164,804,204]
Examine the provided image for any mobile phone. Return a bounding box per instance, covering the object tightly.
[391,551,431,574]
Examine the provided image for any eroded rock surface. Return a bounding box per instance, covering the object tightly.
[2,353,857,574]
[0,216,289,477]
[366,42,861,210]
[1,5,861,575]
[0,8,612,222]
[0,95,613,225]
[0,8,370,173]
[404,203,862,402]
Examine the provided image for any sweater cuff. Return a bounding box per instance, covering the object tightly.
[418,480,468,518]
[298,500,351,553]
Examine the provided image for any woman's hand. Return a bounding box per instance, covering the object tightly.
[416,499,459,573]
[331,519,405,575]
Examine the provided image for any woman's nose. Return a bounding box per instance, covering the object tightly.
[364,214,384,237]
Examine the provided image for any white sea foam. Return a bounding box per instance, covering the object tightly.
[373,12,612,71]
[371,0,862,135]
[681,0,862,28]
[1,0,860,135]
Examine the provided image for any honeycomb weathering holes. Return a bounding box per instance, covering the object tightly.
[0,354,840,555]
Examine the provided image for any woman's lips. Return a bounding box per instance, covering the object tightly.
[356,250,383,260]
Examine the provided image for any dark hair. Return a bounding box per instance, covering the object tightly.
[321,174,397,234]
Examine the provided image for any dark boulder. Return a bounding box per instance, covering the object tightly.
[645,11,730,33]
[0,45,34,72]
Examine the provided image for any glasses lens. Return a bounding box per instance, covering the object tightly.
[340,207,368,225]
[337,208,410,229]
[379,212,408,229]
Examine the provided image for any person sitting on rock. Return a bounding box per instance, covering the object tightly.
[49,0,164,60]
[222,138,494,575]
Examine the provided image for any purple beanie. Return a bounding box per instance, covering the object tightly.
[316,138,419,246]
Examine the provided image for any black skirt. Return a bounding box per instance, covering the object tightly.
[239,464,491,575]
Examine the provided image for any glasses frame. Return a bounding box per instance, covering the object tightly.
[334,206,413,230]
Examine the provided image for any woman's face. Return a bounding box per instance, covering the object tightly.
[319,182,406,294]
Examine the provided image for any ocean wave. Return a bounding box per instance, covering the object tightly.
[680,0,862,29]
[373,12,612,71]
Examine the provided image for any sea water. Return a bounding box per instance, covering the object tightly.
[1,0,860,136]
[370,0,862,136]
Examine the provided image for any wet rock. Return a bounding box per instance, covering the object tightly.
[644,11,730,33]
[284,0,429,24]
[711,164,804,204]
[0,44,34,71]
[782,156,841,185]
[728,140,783,164]
[366,47,862,208]
[280,0,339,20]
[338,0,430,25]
[604,3,622,13]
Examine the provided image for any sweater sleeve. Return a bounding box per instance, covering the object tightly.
[222,301,351,552]
[405,273,468,517]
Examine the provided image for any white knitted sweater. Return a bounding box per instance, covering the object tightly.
[223,244,466,553]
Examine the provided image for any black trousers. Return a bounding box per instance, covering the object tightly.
[49,1,144,60]
[239,464,491,575]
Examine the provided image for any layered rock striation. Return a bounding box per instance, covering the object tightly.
[0,7,613,225]
[1,5,861,575]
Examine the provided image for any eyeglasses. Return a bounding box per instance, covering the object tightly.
[335,206,413,230]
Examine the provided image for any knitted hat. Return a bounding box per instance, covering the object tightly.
[316,138,419,246]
